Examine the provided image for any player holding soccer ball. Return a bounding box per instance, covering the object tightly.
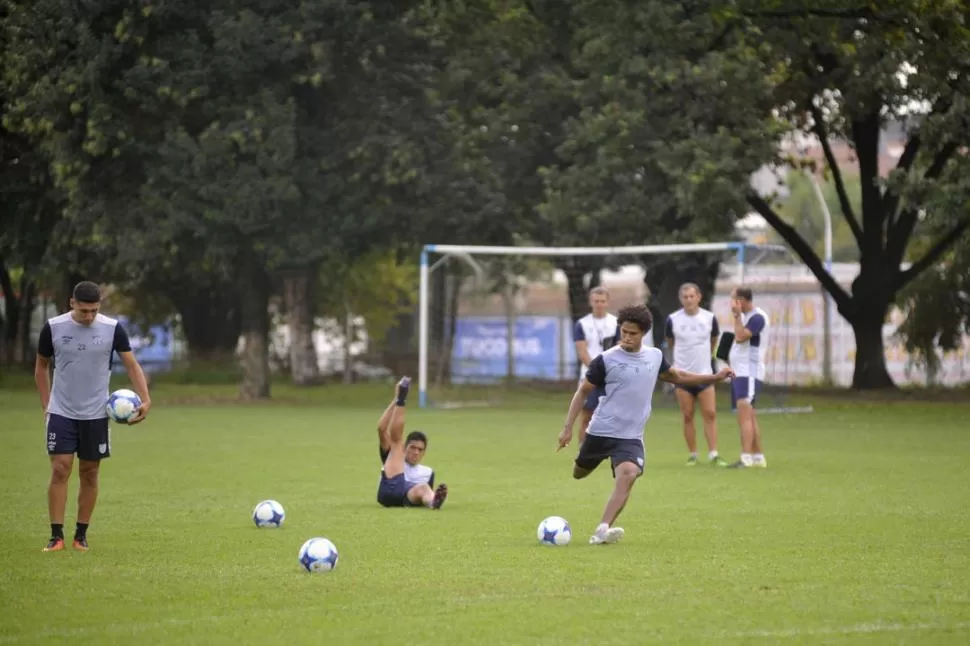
[376,377,448,509]
[558,304,733,545]
[34,281,152,552]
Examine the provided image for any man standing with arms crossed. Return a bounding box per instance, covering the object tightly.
[664,283,728,466]
[572,286,618,445]
[35,281,152,551]
[726,286,769,469]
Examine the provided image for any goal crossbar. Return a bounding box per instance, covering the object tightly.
[417,241,789,408]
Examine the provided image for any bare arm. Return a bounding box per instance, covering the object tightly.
[732,313,753,343]
[558,380,596,450]
[574,340,592,367]
[660,365,733,388]
[34,355,51,412]
[119,351,152,423]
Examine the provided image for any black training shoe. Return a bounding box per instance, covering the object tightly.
[432,483,448,509]
[396,376,411,403]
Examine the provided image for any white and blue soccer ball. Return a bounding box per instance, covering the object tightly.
[298,537,339,573]
[252,500,285,528]
[537,516,571,546]
[105,389,142,423]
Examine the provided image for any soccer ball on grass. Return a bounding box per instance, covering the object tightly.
[537,516,571,546]
[298,537,339,573]
[105,389,142,423]
[252,500,286,528]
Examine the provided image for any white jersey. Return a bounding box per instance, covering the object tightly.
[728,307,769,380]
[584,346,669,441]
[379,446,435,485]
[573,313,618,380]
[664,308,719,375]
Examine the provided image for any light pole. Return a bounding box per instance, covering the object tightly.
[807,171,834,385]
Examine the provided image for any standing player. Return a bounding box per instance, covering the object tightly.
[572,287,618,445]
[34,281,152,552]
[664,283,728,467]
[726,286,769,469]
[376,377,448,509]
[557,304,734,545]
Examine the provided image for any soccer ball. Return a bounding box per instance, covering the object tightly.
[298,537,339,573]
[252,500,285,528]
[537,516,571,546]
[105,389,142,423]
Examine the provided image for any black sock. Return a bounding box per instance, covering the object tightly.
[51,523,64,540]
[75,523,88,540]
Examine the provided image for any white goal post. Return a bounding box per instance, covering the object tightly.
[417,241,790,409]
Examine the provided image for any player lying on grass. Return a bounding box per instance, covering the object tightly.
[376,377,448,509]
[558,304,734,545]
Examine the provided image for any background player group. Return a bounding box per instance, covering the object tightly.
[560,284,768,545]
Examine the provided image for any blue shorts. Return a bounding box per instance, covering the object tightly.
[46,414,110,461]
[730,377,763,409]
[675,383,712,397]
[583,386,605,411]
[377,473,418,508]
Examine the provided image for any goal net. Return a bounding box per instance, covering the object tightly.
[417,242,818,414]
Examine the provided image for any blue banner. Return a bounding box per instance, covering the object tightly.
[112,317,174,374]
[451,316,565,383]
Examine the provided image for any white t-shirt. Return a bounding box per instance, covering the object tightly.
[728,307,769,380]
[664,308,719,375]
[573,313,618,380]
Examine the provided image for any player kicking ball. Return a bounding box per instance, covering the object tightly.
[558,305,734,545]
[376,377,448,509]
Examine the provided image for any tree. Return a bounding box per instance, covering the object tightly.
[772,170,860,263]
[734,0,970,388]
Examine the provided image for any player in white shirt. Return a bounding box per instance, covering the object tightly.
[726,287,769,469]
[572,287,618,445]
[558,305,734,545]
[375,377,448,508]
[664,283,728,467]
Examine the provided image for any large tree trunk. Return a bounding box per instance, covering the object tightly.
[15,279,36,365]
[239,262,271,400]
[170,285,242,363]
[642,254,721,347]
[282,267,320,386]
[848,295,895,389]
[0,258,20,365]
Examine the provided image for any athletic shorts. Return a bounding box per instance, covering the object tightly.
[730,377,763,409]
[377,473,418,508]
[46,413,111,461]
[575,434,645,477]
[675,383,712,397]
[583,386,606,411]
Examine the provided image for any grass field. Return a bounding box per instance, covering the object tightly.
[1,377,969,645]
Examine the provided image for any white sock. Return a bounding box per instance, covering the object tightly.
[595,523,609,536]
[740,453,753,466]
[753,453,765,463]
[708,450,719,460]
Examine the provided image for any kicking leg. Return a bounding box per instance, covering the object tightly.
[381,377,411,479]
[675,388,698,464]
[590,461,640,545]
[376,400,397,451]
[579,408,593,445]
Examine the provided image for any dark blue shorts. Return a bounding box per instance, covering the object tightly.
[575,434,645,477]
[675,383,712,397]
[730,377,763,409]
[377,472,418,508]
[46,413,110,461]
[583,386,605,411]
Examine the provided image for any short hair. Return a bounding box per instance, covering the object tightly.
[679,282,701,296]
[72,281,101,304]
[405,431,428,447]
[734,286,754,302]
[589,286,610,298]
[617,304,653,333]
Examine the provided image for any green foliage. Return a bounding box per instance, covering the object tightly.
[773,171,860,262]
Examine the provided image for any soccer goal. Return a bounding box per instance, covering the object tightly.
[417,242,818,414]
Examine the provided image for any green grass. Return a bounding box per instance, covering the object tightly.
[1,381,969,645]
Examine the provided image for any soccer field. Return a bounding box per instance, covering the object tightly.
[1,381,968,645]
